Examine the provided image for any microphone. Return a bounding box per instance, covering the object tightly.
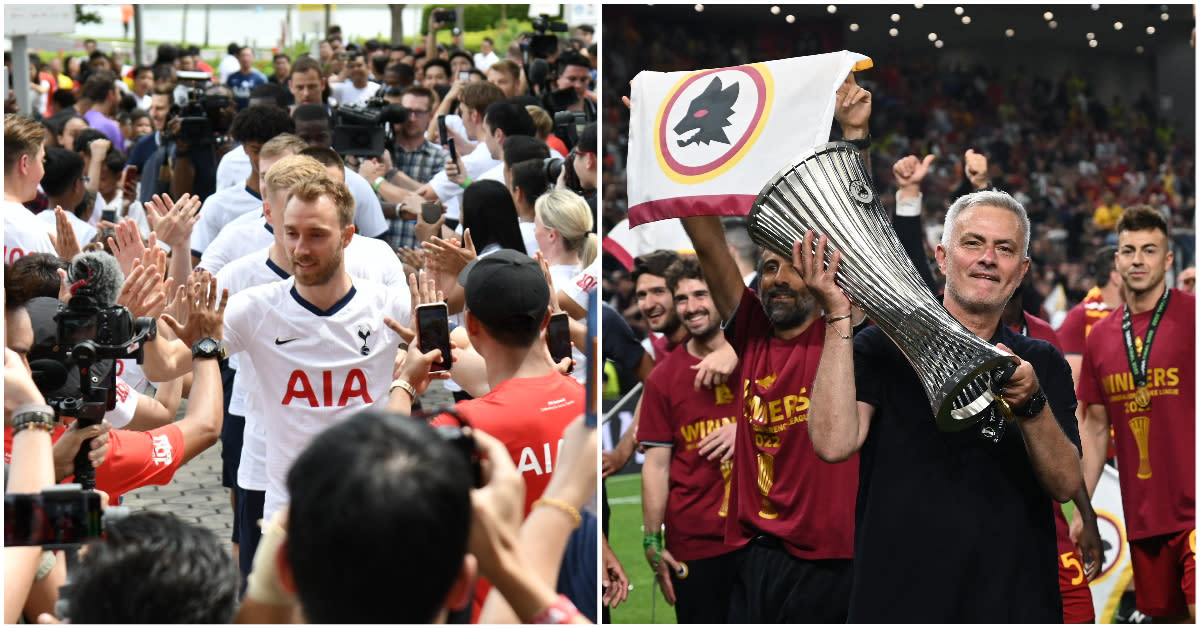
[66,252,124,307]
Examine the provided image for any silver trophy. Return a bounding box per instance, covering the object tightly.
[748,141,1017,433]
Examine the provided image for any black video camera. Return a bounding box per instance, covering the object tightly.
[543,153,583,196]
[165,71,233,147]
[3,485,120,550]
[527,14,569,59]
[28,289,156,490]
[333,96,410,157]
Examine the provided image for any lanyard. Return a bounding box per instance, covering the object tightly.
[1121,288,1171,389]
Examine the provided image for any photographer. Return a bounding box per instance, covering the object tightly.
[356,86,448,250]
[4,269,227,508]
[139,83,237,208]
[551,52,596,119]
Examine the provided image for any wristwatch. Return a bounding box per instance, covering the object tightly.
[845,133,872,150]
[191,337,226,360]
[1013,388,1047,418]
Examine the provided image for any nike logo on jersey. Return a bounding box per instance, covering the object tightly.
[275,337,299,345]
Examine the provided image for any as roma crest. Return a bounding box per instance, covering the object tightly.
[654,64,774,184]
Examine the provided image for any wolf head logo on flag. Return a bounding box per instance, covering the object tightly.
[674,76,740,147]
[627,51,872,226]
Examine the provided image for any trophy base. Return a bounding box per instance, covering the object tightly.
[935,354,1020,432]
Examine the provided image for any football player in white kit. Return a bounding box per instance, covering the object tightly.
[220,173,412,527]
[217,153,411,577]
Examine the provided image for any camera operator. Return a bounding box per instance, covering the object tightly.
[551,52,596,119]
[290,104,389,239]
[139,82,237,208]
[4,265,228,508]
[356,86,448,250]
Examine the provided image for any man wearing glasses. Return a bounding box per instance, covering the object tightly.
[358,86,448,250]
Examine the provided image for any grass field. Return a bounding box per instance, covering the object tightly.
[606,472,678,625]
[605,468,1084,624]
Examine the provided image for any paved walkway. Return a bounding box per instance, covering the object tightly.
[121,383,457,556]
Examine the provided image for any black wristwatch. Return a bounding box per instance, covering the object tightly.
[191,337,226,360]
[1013,388,1047,418]
[845,133,872,150]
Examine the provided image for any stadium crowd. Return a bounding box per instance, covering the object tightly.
[601,13,1193,626]
[4,8,601,624]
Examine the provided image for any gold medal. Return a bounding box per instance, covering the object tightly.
[1134,385,1151,409]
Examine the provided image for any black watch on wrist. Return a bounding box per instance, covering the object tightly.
[191,337,225,360]
[1013,388,1047,418]
[845,133,872,150]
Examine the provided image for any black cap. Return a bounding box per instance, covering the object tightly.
[458,250,549,328]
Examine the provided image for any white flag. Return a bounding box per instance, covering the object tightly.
[627,51,872,226]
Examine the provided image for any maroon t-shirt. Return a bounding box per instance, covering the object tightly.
[637,346,746,561]
[723,287,857,560]
[1058,292,1117,355]
[1077,289,1195,540]
[650,331,687,363]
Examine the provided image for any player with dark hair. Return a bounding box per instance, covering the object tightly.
[638,255,743,621]
[632,249,685,360]
[1078,206,1195,622]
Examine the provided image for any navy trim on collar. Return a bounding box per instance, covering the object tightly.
[265,257,289,280]
[290,284,356,317]
[263,218,274,234]
[244,186,262,201]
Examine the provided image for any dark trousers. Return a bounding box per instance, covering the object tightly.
[672,550,739,624]
[728,536,852,623]
[235,486,266,595]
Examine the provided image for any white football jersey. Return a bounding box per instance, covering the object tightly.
[196,211,273,274]
[4,200,55,263]
[191,185,263,254]
[223,276,409,519]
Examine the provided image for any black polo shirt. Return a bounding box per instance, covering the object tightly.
[848,321,1080,623]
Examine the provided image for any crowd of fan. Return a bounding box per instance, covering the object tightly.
[5,11,601,625]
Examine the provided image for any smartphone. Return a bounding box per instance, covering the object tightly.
[458,70,470,82]
[4,486,103,549]
[437,114,448,146]
[446,137,459,165]
[416,302,452,373]
[101,208,118,223]
[421,202,442,224]
[547,312,572,368]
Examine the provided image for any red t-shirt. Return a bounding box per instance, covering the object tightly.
[723,287,857,560]
[1077,289,1195,541]
[1058,288,1117,355]
[434,372,583,515]
[650,331,687,363]
[637,345,746,561]
[4,423,185,506]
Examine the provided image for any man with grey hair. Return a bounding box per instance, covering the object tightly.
[804,188,1085,622]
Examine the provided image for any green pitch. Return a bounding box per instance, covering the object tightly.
[606,472,678,624]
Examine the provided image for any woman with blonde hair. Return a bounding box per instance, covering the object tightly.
[534,188,596,288]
